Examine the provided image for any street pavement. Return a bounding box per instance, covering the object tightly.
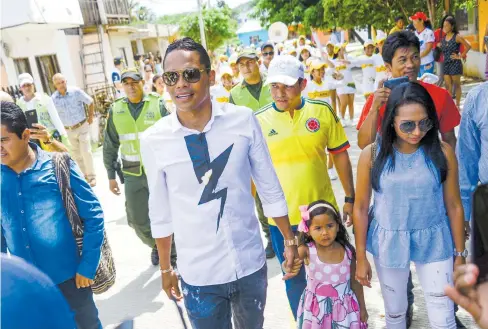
[91,78,481,329]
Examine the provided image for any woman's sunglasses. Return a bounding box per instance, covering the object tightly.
[262,51,274,57]
[162,68,209,86]
[398,118,433,134]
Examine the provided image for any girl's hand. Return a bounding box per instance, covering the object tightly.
[282,260,302,280]
[355,256,372,288]
[360,307,369,324]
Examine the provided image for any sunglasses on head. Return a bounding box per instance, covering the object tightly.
[398,118,433,134]
[162,68,209,86]
[262,51,274,57]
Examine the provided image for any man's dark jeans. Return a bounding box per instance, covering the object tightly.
[57,278,102,329]
[181,265,267,329]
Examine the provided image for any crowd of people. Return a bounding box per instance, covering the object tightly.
[1,9,488,329]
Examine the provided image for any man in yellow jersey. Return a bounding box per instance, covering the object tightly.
[255,55,356,318]
[229,49,275,258]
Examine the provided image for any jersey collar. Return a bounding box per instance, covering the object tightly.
[272,97,305,113]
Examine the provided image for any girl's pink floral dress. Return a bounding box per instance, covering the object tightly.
[297,243,366,329]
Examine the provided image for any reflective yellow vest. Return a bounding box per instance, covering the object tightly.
[112,94,162,176]
[230,81,273,111]
[16,93,56,133]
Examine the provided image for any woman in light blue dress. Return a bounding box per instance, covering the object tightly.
[353,82,466,329]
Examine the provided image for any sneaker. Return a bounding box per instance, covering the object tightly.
[88,178,96,187]
[406,304,413,328]
[455,316,466,328]
[151,246,159,266]
[341,118,348,127]
[265,240,275,259]
[328,168,338,181]
[351,117,359,126]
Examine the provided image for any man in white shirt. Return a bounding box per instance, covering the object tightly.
[111,57,126,98]
[140,37,299,329]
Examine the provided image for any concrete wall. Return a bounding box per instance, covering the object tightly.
[0,27,79,93]
[65,34,84,89]
[108,31,135,68]
[463,51,487,80]
[1,0,83,29]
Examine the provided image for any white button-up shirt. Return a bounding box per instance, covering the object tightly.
[140,100,288,286]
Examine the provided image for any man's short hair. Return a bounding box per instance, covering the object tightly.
[0,101,28,138]
[382,31,420,65]
[163,37,211,70]
[395,16,404,22]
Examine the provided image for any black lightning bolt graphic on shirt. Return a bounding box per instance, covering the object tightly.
[184,133,234,232]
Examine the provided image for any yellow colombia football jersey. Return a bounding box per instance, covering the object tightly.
[256,97,350,226]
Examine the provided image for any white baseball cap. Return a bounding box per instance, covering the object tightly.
[265,55,305,86]
[18,73,34,87]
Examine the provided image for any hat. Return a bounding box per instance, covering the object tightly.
[229,53,238,65]
[236,50,259,63]
[114,56,123,65]
[219,66,233,79]
[410,11,428,21]
[298,35,306,41]
[18,73,34,87]
[261,41,274,51]
[265,55,305,86]
[121,69,143,81]
[364,39,374,47]
[310,60,326,71]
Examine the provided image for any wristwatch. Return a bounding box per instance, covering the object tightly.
[454,249,468,258]
[344,196,355,204]
[284,236,298,247]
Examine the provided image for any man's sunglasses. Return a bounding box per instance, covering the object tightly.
[398,118,433,134]
[262,51,274,57]
[162,68,209,86]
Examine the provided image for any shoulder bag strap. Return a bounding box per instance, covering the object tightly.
[52,152,84,238]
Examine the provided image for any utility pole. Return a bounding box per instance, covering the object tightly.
[197,0,208,50]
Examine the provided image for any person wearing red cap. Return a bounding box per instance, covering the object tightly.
[411,12,435,77]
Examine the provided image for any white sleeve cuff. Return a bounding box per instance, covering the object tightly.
[262,199,288,218]
[151,221,174,239]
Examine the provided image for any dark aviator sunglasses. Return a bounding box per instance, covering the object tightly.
[398,118,433,134]
[163,68,210,86]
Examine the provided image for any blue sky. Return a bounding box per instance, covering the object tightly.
[139,0,251,16]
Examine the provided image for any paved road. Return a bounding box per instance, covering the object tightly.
[91,80,480,329]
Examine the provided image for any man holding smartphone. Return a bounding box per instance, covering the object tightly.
[356,31,460,151]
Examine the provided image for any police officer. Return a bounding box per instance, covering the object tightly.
[229,50,275,259]
[103,69,174,266]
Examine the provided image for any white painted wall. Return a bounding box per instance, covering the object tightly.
[1,0,83,29]
[1,27,80,93]
[66,35,84,88]
[108,32,135,68]
[463,51,488,80]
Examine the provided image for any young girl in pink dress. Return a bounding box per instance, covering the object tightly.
[284,200,368,329]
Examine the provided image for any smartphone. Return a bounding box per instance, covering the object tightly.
[383,76,409,90]
[472,184,488,284]
[24,110,38,129]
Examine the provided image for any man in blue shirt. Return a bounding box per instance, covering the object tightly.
[457,81,488,220]
[1,254,76,329]
[1,101,104,329]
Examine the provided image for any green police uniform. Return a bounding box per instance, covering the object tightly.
[103,93,168,248]
[229,79,273,111]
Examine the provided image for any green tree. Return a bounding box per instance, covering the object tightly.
[180,5,237,51]
[135,5,156,22]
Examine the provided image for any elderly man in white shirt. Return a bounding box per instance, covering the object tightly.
[140,37,299,329]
